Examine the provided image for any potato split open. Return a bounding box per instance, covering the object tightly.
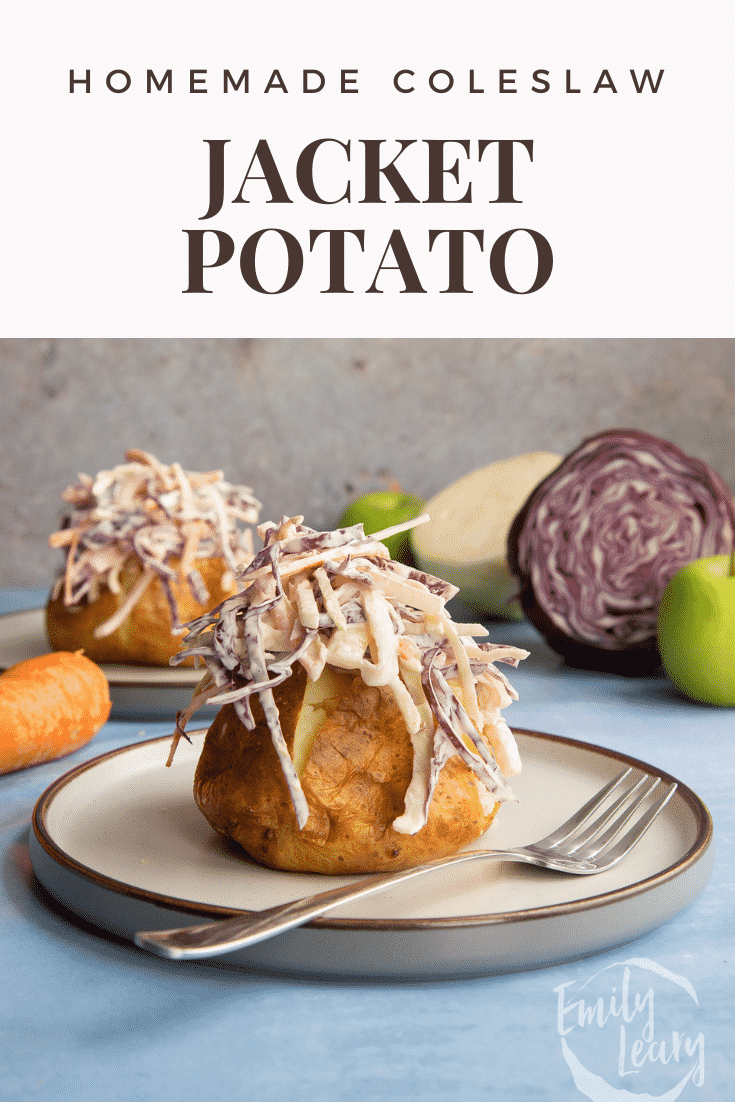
[171,515,528,873]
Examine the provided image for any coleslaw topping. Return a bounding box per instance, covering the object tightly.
[169,515,527,835]
[49,450,261,637]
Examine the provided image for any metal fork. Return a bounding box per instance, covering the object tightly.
[135,767,676,961]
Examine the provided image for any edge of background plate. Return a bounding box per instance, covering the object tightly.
[0,608,220,717]
[0,608,201,686]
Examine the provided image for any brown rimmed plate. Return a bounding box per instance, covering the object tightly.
[29,728,712,979]
[0,608,210,718]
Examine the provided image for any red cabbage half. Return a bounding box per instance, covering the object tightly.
[507,429,735,674]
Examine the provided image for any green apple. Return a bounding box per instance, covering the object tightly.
[339,490,425,560]
[410,451,562,619]
[657,554,735,706]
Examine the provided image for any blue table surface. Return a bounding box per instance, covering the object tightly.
[1,588,733,1101]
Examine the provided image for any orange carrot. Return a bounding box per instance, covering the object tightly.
[0,651,111,773]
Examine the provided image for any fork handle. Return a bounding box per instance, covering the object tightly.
[135,849,507,960]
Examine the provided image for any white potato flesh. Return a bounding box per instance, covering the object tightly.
[290,666,354,776]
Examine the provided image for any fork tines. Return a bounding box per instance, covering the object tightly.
[589,781,678,868]
[543,767,678,866]
[566,773,661,854]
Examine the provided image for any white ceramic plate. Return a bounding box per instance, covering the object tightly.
[0,608,212,719]
[29,728,712,979]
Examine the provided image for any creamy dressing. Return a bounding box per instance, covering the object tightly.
[170,515,528,835]
[49,449,261,637]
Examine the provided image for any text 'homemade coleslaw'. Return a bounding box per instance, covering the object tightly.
[169,515,528,836]
[49,450,261,638]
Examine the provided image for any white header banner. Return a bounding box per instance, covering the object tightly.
[2,2,732,337]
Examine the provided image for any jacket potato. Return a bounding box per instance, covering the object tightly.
[46,554,237,666]
[194,665,501,874]
[171,516,527,874]
[46,450,260,666]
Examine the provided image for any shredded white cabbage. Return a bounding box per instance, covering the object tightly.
[49,449,261,636]
[170,515,528,834]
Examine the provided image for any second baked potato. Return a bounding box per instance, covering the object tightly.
[46,555,237,666]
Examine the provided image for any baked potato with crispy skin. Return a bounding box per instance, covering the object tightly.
[171,516,526,876]
[46,450,261,666]
[46,556,236,667]
[194,664,500,874]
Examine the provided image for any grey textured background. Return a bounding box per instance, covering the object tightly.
[1,337,733,586]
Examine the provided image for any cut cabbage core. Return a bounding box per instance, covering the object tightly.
[411,452,561,617]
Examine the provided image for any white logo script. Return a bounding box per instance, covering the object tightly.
[554,958,705,1101]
